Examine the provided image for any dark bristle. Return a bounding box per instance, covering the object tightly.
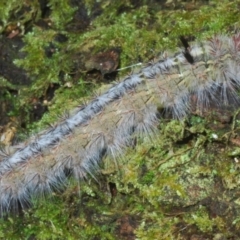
[180,35,190,49]
[180,35,195,64]
[183,51,194,64]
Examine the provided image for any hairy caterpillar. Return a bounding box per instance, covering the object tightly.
[1,33,240,215]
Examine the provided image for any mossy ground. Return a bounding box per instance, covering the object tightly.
[1,0,240,239]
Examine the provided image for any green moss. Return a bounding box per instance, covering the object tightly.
[0,0,41,32]
[185,206,214,232]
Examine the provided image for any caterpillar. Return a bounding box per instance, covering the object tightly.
[1,33,240,215]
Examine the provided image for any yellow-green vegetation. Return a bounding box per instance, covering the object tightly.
[1,0,240,239]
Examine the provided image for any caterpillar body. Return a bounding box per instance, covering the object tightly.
[1,33,240,214]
